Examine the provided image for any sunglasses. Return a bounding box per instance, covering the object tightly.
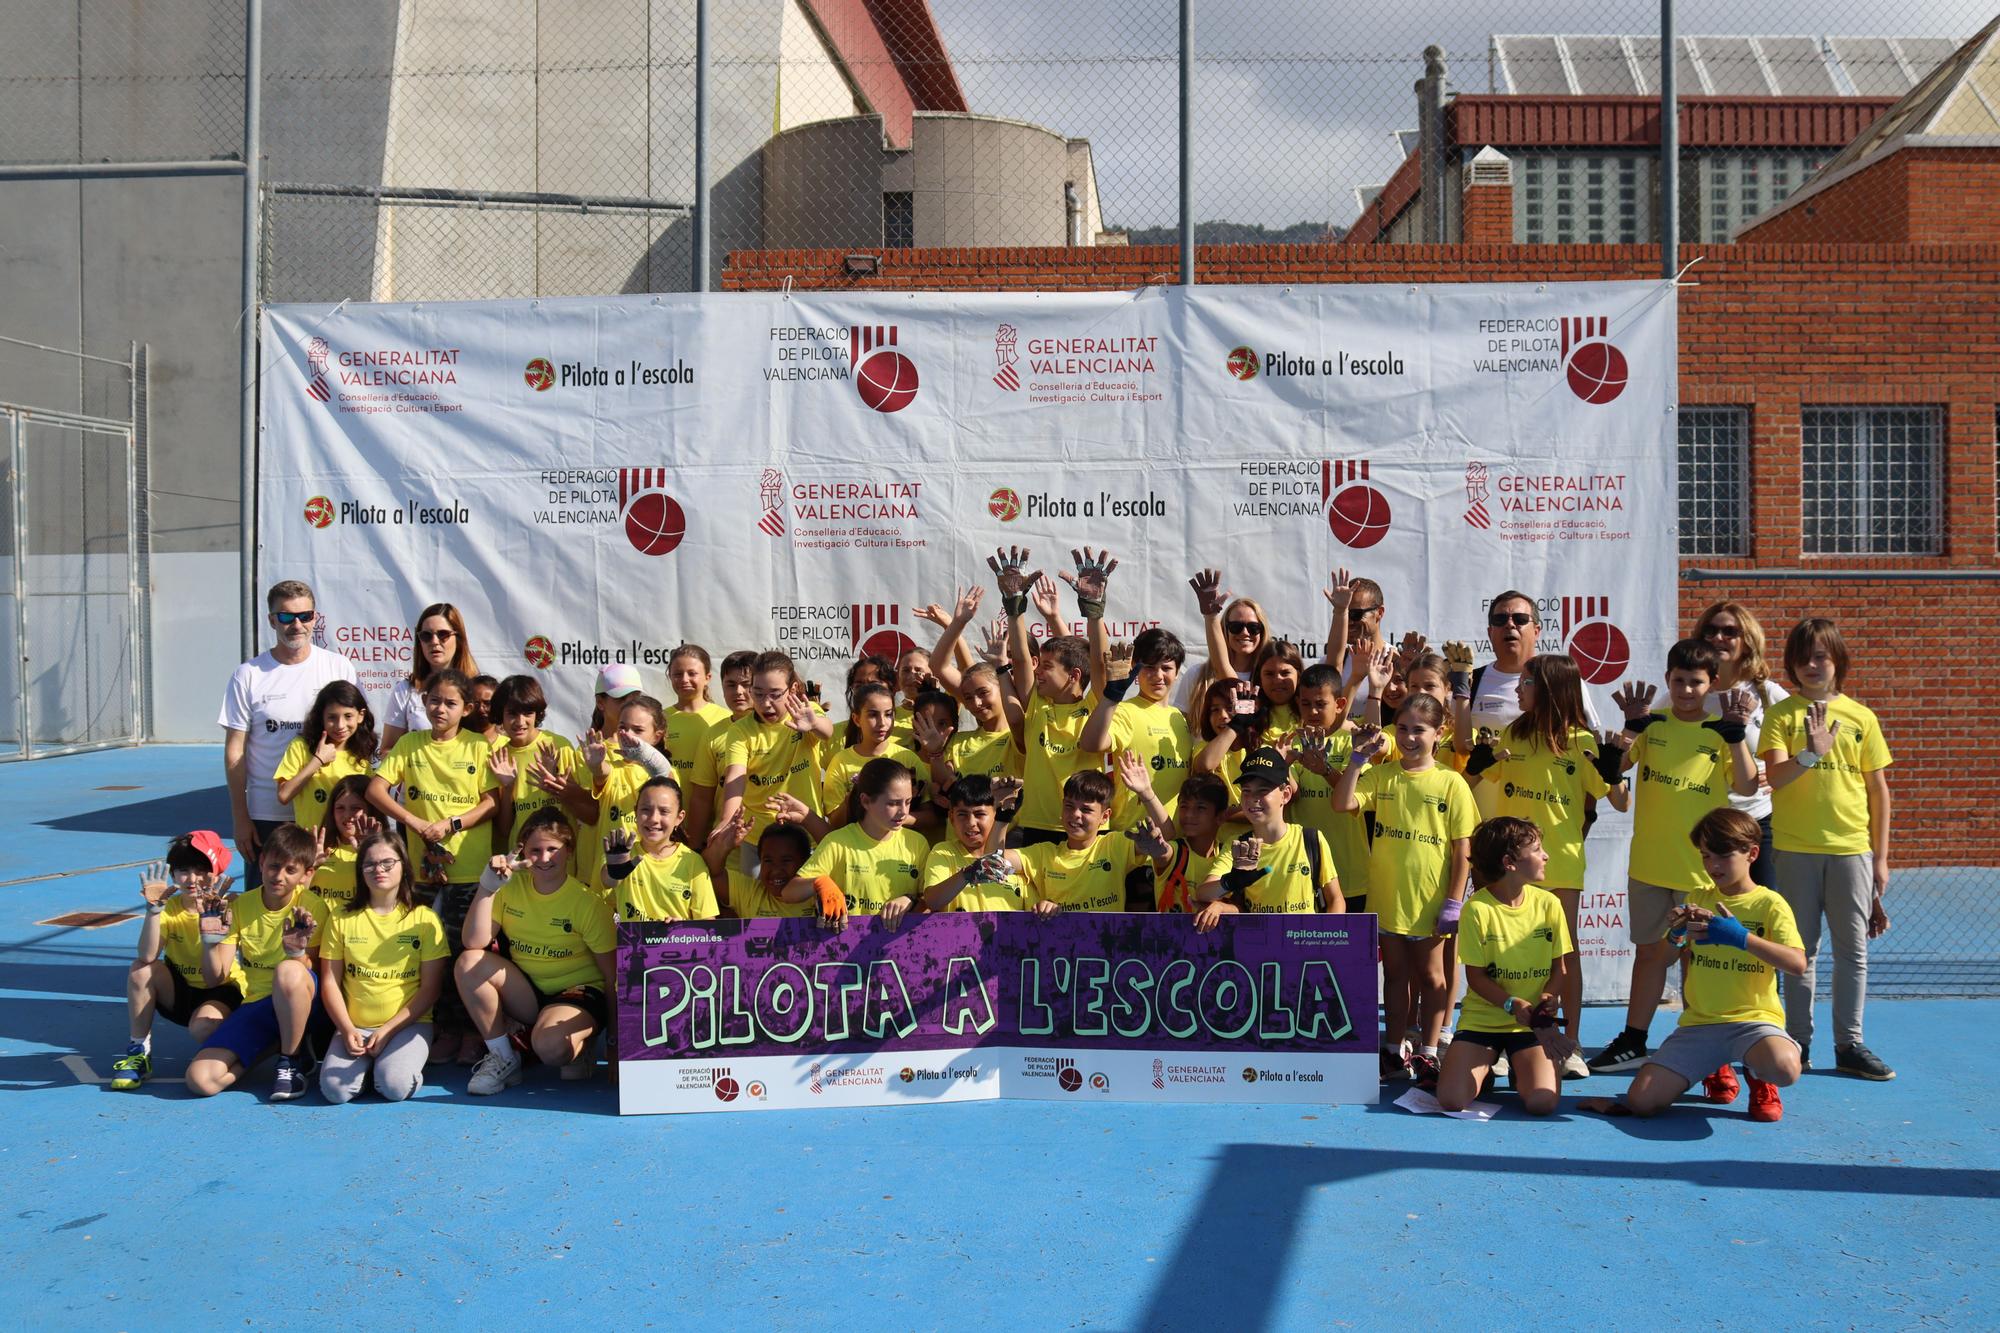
[1225,621,1264,638]
[418,629,457,643]
[1347,605,1380,621]
[1488,612,1535,628]
[273,610,314,625]
[1703,625,1742,640]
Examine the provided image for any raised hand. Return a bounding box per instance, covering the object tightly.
[1803,699,1841,757]
[1612,682,1658,726]
[780,690,818,734]
[986,546,1042,614]
[529,744,572,797]
[976,619,1010,668]
[1231,834,1263,873]
[1030,573,1062,624]
[487,744,517,787]
[195,889,233,940]
[1443,640,1475,698]
[603,826,635,866]
[911,710,949,759]
[990,776,1024,815]
[313,734,340,767]
[1111,748,1153,795]
[709,811,751,856]
[1293,728,1333,777]
[911,602,952,629]
[1126,818,1171,861]
[281,906,316,956]
[579,728,609,771]
[1351,723,1389,765]
[487,851,528,882]
[1394,631,1429,673]
[310,824,330,871]
[1058,546,1119,618]
[1105,640,1135,682]
[1720,688,1756,729]
[951,584,985,624]
[1189,568,1230,618]
[1322,566,1354,611]
[138,861,174,908]
[1365,643,1395,693]
[764,792,811,825]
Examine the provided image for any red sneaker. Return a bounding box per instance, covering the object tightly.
[1747,1076,1783,1123]
[1702,1063,1741,1104]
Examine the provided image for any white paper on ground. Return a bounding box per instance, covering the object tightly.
[1394,1087,1500,1120]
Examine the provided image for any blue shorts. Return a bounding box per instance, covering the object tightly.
[205,967,329,1067]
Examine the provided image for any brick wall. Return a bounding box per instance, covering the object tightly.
[1739,150,2000,245]
[724,241,2000,865]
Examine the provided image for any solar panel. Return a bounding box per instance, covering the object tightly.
[1759,36,1842,95]
[1694,37,1776,95]
[1493,33,1968,98]
[1495,36,1568,93]
[1828,36,1915,95]
[1566,36,1642,93]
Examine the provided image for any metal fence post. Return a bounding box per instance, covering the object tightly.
[239,0,263,659]
[1660,0,1678,277]
[1179,0,1193,284]
[694,0,711,292]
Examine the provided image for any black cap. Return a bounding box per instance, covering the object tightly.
[1238,746,1291,790]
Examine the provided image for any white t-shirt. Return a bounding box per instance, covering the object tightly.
[218,646,360,822]
[1706,677,1789,822]
[1467,663,1603,735]
[1172,656,1252,714]
[386,678,430,734]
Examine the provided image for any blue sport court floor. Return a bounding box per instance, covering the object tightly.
[2,747,1994,1328]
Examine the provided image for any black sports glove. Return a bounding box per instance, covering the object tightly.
[1705,718,1748,745]
[1592,743,1628,787]
[1465,742,1498,777]
[1101,672,1136,703]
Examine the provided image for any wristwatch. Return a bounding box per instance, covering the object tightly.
[450,815,464,834]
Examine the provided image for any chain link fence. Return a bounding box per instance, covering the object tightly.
[1,0,1994,992]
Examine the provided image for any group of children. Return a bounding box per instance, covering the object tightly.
[117,553,1893,1121]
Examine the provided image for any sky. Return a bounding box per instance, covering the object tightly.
[927,0,1985,229]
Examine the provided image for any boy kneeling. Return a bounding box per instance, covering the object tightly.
[1586,809,1806,1122]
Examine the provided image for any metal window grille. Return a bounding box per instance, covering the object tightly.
[1517,152,1651,243]
[1802,406,1944,555]
[1677,405,1751,556]
[883,192,914,249]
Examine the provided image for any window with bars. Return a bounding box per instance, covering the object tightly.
[883,192,914,248]
[1801,406,1943,556]
[1516,153,1652,243]
[1678,406,1751,556]
[1698,151,1835,241]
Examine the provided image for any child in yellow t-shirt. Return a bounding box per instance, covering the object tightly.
[1758,617,1896,1080]
[109,830,244,1091]
[1585,809,1806,1123]
[1001,770,1142,915]
[821,682,926,831]
[1437,817,1578,1117]
[1191,747,1342,929]
[1081,628,1194,831]
[600,777,720,922]
[785,757,928,926]
[318,830,450,1103]
[274,679,377,828]
[922,775,1032,913]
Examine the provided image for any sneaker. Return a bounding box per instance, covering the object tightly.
[109,1044,151,1091]
[1561,1051,1590,1081]
[1379,1046,1410,1082]
[1410,1052,1442,1092]
[1702,1063,1741,1105]
[1797,1043,1810,1070]
[1835,1044,1895,1081]
[269,1056,308,1102]
[1586,1029,1650,1073]
[1747,1076,1783,1122]
[1493,1052,1511,1081]
[468,1049,525,1096]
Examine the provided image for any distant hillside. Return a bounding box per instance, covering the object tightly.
[1115,220,1343,245]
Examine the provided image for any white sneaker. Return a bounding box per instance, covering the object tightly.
[1562,1051,1591,1081]
[467,1049,524,1095]
[1493,1052,1510,1080]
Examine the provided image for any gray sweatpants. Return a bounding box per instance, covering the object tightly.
[319,1023,432,1103]
[1772,850,1873,1050]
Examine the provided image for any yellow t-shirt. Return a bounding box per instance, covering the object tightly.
[1456,887,1574,1033]
[690,712,748,789]
[820,744,926,821]
[923,839,1030,912]
[889,703,917,751]
[579,757,649,888]
[721,715,825,839]
[159,895,238,990]
[1629,716,1737,891]
[227,885,329,1002]
[1352,763,1478,937]
[1284,728,1371,903]
[665,702,732,785]
[1679,884,1802,1027]
[1479,727,1610,890]
[311,843,359,908]
[322,902,450,1026]
[1211,824,1335,914]
[374,731,498,883]
[725,863,809,920]
[798,824,928,913]
[1019,689,1103,832]
[1153,826,1247,914]
[613,844,720,922]
[1017,833,1135,913]
[274,740,372,828]
[491,731,586,838]
[945,726,1021,785]
[494,874,616,993]
[1761,695,1892,856]
[1107,697,1193,829]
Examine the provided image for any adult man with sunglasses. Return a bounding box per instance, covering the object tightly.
[1458,591,1601,739]
[219,580,358,883]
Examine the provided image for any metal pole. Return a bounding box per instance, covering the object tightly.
[128,341,143,741]
[12,414,32,756]
[693,0,710,292]
[0,160,247,181]
[239,0,262,660]
[1179,0,1193,284]
[1660,0,1678,278]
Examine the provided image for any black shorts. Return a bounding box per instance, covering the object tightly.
[1452,1028,1541,1056]
[1345,894,1367,916]
[531,982,608,1030]
[159,965,243,1028]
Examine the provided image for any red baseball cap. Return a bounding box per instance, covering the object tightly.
[187,829,233,876]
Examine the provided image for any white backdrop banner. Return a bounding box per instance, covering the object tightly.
[261,281,1678,1001]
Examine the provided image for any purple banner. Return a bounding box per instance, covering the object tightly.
[616,913,1379,1062]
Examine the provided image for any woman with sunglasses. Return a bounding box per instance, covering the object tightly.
[1692,600,1787,872]
[382,602,482,750]
[1176,567,1275,727]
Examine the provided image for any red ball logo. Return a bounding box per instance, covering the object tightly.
[303,496,335,529]
[524,635,555,670]
[713,1076,740,1102]
[1566,342,1627,404]
[859,628,919,667]
[855,350,919,413]
[1057,1067,1082,1092]
[623,491,686,556]
[1327,485,1392,549]
[989,487,1022,522]
[524,358,555,392]
[1566,620,1631,686]
[899,1067,915,1083]
[1226,346,1260,381]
